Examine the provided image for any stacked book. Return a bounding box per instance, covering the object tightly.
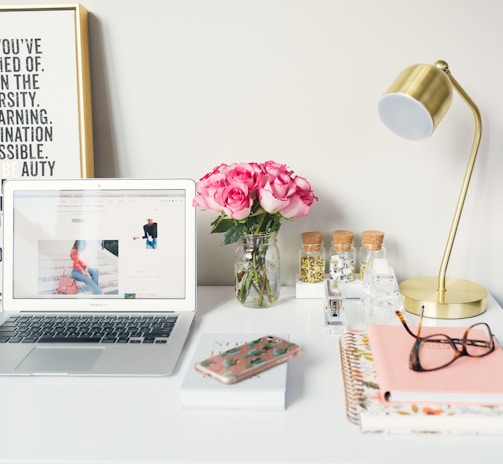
[339,325,503,434]
[181,333,289,410]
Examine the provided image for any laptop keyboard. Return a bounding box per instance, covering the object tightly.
[0,314,178,344]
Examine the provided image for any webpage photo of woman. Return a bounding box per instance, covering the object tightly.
[70,240,102,295]
[132,217,158,250]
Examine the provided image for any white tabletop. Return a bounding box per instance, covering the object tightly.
[1,286,502,463]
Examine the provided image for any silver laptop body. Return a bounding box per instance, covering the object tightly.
[0,178,196,376]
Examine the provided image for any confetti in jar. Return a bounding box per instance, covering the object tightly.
[329,230,355,283]
[299,232,325,283]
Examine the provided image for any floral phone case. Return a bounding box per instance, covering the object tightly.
[194,335,303,384]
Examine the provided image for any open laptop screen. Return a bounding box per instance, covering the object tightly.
[2,179,196,312]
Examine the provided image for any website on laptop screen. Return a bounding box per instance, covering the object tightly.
[11,188,187,300]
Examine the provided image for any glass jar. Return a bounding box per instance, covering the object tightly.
[299,231,325,283]
[329,230,355,283]
[235,232,280,308]
[359,230,385,280]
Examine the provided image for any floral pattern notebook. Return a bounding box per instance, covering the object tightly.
[339,331,503,434]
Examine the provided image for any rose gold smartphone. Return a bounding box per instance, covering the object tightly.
[194,335,303,384]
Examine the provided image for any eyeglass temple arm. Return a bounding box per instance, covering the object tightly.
[395,310,418,338]
[395,305,426,338]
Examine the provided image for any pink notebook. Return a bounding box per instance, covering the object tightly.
[367,324,503,404]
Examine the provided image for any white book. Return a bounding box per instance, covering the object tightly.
[181,333,288,410]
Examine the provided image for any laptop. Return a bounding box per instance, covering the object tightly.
[0,177,197,376]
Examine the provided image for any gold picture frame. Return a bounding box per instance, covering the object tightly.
[0,3,94,180]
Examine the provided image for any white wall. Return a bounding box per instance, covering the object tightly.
[7,0,503,305]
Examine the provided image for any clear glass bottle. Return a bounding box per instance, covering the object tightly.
[235,232,280,308]
[329,230,355,283]
[299,231,325,283]
[359,230,385,280]
[370,258,403,325]
[360,262,375,327]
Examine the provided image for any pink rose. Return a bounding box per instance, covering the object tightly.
[224,162,260,192]
[201,163,228,179]
[214,181,253,220]
[193,160,317,228]
[280,176,318,218]
[260,160,293,179]
[258,172,297,214]
[192,169,228,212]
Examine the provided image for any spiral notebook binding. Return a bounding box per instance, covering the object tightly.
[339,332,365,426]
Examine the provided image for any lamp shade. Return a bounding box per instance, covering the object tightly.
[378,63,453,140]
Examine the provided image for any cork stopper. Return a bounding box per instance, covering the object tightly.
[302,231,323,252]
[362,230,385,251]
[332,230,354,252]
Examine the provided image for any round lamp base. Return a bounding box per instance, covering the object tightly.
[399,276,487,319]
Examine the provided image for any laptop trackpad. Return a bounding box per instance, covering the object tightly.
[16,347,105,374]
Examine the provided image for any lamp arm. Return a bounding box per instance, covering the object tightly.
[435,61,482,300]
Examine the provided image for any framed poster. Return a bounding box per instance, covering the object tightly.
[0,4,94,297]
[0,3,94,181]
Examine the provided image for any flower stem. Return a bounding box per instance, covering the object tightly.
[254,213,267,235]
[235,233,278,307]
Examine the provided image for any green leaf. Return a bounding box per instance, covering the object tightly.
[210,216,235,233]
[221,348,241,356]
[199,360,215,367]
[223,358,239,368]
[244,358,266,369]
[222,223,245,245]
[244,349,265,358]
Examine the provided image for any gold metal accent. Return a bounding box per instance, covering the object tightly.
[74,4,95,178]
[382,60,487,318]
[400,277,487,319]
[382,62,452,133]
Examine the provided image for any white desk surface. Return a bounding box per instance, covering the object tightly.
[1,286,503,464]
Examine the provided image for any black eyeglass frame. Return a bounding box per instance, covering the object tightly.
[395,307,495,372]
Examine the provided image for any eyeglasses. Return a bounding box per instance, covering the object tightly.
[395,306,495,372]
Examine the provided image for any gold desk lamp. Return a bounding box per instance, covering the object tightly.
[378,60,487,319]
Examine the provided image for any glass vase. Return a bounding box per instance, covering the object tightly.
[234,232,280,308]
